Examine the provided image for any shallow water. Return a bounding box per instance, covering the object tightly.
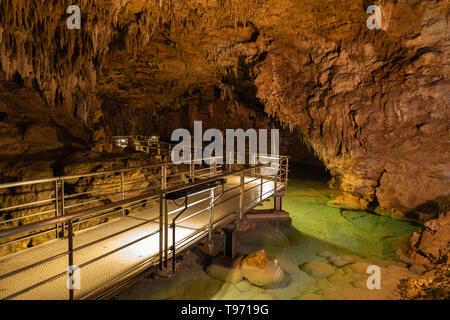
[118,177,421,300]
[215,178,420,300]
[268,178,419,259]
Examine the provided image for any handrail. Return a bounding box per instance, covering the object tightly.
[0,152,280,190]
[0,165,263,240]
[0,152,289,300]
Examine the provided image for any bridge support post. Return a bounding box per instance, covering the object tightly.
[274,190,284,212]
[223,225,236,259]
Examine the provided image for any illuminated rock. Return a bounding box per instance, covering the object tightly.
[240,250,284,287]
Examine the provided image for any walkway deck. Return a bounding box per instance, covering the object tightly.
[0,175,284,300]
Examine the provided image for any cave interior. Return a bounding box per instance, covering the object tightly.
[0,0,448,300]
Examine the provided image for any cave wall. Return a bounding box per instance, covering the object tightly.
[254,1,449,217]
[0,0,448,218]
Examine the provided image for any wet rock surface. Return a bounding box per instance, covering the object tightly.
[206,256,243,285]
[300,262,336,279]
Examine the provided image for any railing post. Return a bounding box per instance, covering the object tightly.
[159,195,164,271]
[239,171,244,219]
[285,157,289,187]
[61,180,65,237]
[54,180,59,238]
[273,173,280,211]
[273,172,278,196]
[121,171,125,216]
[252,153,257,176]
[67,219,74,300]
[189,151,194,180]
[208,188,215,244]
[260,176,263,204]
[161,165,167,190]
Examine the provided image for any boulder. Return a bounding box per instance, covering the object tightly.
[300,262,335,278]
[240,250,284,287]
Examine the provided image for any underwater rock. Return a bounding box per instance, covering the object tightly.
[300,262,335,278]
[276,257,301,275]
[235,280,260,293]
[240,250,284,287]
[328,255,357,268]
[328,193,369,211]
[346,262,372,274]
[317,250,336,258]
[251,293,275,300]
[206,256,243,285]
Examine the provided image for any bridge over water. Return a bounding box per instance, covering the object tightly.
[0,138,289,300]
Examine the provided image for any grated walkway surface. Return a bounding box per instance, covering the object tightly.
[0,175,284,300]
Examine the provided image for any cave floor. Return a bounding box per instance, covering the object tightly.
[118,177,421,300]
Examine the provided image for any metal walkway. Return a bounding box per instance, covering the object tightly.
[0,150,288,300]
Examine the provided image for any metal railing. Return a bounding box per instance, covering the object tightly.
[113,135,174,156]
[0,153,288,300]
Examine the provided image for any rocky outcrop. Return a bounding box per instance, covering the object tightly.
[255,1,449,218]
[395,210,449,299]
[0,151,167,256]
[406,211,449,267]
[0,79,88,157]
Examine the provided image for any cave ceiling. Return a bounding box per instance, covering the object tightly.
[0,0,448,216]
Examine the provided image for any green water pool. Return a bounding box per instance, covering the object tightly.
[260,178,420,260]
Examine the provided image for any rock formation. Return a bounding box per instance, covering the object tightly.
[0,0,448,218]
